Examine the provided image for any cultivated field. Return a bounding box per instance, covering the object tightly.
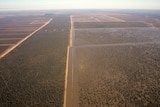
[73,13,160,28]
[0,46,10,53]
[0,10,160,107]
[0,15,50,57]
[106,14,160,27]
[73,15,125,22]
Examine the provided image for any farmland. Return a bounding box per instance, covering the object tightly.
[73,13,160,28]
[0,10,160,107]
[0,13,70,107]
[0,15,50,57]
[75,28,160,46]
[73,15,125,22]
[65,11,160,107]
[0,46,10,53]
[74,22,150,28]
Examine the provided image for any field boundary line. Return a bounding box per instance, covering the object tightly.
[0,18,52,59]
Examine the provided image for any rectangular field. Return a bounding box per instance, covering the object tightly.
[73,15,124,22]
[0,15,50,55]
[0,34,29,38]
[74,22,150,28]
[73,13,160,28]
[108,14,160,27]
[0,39,21,44]
[74,28,160,46]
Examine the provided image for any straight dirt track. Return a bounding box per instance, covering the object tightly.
[64,15,73,107]
[0,18,52,59]
[64,15,78,107]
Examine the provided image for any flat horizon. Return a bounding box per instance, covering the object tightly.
[0,0,160,11]
[0,8,160,12]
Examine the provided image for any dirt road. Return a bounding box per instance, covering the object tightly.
[64,15,79,107]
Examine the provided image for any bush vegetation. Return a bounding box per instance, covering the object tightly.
[76,44,160,107]
[0,14,70,107]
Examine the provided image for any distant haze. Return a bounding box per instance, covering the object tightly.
[0,0,160,10]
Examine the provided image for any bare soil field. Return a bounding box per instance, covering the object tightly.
[75,44,160,107]
[109,14,146,21]
[73,13,160,27]
[109,14,160,27]
[0,39,20,44]
[73,15,124,22]
[145,18,160,27]
[74,22,150,29]
[0,34,28,38]
[75,28,160,46]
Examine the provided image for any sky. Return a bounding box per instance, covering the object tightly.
[0,0,160,10]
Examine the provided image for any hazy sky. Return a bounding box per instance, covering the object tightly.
[0,0,160,10]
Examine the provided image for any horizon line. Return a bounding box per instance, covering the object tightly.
[0,8,160,11]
